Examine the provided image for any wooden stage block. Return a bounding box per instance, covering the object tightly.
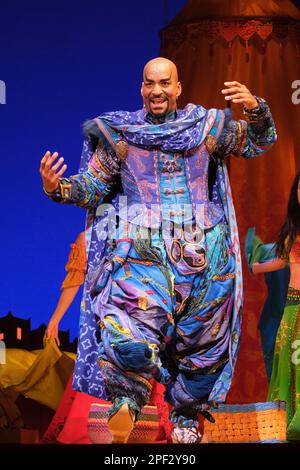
[0,429,39,444]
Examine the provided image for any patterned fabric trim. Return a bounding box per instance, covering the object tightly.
[97,359,153,391]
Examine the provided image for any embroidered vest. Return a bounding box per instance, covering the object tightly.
[118,108,226,230]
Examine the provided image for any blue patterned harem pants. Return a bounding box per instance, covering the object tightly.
[92,222,235,424]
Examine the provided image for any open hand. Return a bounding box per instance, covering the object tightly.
[221,81,258,109]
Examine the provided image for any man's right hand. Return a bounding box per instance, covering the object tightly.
[40,151,68,193]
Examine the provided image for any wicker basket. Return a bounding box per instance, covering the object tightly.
[88,401,286,444]
[203,402,286,443]
[88,403,160,444]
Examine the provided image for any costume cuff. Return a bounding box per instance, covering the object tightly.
[43,178,77,203]
[243,96,268,120]
[43,185,63,202]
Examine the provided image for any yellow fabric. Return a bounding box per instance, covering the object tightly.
[61,243,87,289]
[0,338,75,410]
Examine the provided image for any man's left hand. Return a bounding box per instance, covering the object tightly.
[221,81,258,109]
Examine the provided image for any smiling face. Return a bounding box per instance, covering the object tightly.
[141,58,182,117]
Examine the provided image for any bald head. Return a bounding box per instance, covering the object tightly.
[141,57,182,117]
[143,57,179,82]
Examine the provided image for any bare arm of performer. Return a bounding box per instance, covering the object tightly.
[253,256,300,290]
[45,286,80,346]
[252,259,288,275]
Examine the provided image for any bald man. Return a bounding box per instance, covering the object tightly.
[40,57,277,444]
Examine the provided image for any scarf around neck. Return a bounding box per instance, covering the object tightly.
[83,103,217,153]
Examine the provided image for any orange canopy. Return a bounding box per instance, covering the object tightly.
[161,0,300,403]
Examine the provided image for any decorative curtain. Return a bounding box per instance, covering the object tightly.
[160,0,300,403]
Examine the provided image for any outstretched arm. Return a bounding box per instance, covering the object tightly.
[215,82,277,158]
[45,232,86,346]
[45,286,80,346]
[40,141,119,208]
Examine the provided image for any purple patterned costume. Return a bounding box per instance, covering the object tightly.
[46,100,276,426]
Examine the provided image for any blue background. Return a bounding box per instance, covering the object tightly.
[1,0,300,340]
[0,0,187,340]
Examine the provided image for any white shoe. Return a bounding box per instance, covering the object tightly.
[171,425,202,444]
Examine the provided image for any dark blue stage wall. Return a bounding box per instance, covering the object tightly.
[0,0,187,340]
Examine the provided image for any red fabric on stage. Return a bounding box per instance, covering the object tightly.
[41,374,170,444]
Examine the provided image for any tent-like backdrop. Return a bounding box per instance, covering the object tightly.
[161,0,300,402]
